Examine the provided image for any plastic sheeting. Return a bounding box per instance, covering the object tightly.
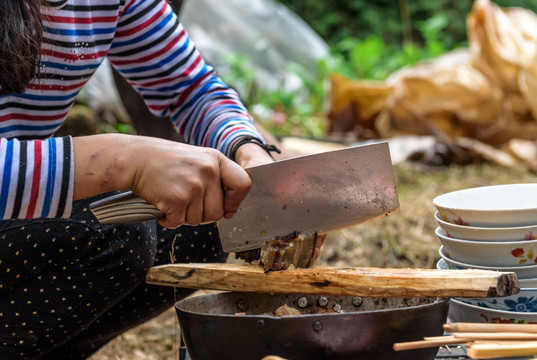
[78,58,127,117]
[180,0,329,91]
[81,0,328,116]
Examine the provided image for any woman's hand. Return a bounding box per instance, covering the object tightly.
[73,134,252,228]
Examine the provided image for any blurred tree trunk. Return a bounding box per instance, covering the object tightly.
[399,0,413,45]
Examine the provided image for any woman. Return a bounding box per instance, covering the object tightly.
[0,0,276,358]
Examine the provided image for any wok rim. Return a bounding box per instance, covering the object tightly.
[175,292,450,319]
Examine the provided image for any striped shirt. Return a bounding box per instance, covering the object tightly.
[0,0,262,220]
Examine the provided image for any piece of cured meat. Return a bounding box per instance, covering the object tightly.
[235,231,324,272]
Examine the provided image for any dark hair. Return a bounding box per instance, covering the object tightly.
[0,0,45,95]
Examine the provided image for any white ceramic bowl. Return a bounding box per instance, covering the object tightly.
[436,258,537,288]
[520,278,537,288]
[433,183,537,227]
[449,297,537,324]
[438,246,537,279]
[454,288,537,312]
[435,211,537,242]
[436,227,537,267]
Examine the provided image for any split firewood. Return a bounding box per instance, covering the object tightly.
[146,263,519,298]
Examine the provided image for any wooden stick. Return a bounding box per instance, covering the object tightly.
[453,332,537,340]
[470,340,537,345]
[466,340,537,359]
[445,322,537,333]
[423,335,458,341]
[145,263,519,298]
[393,336,470,351]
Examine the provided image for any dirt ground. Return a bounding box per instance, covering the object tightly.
[89,160,536,360]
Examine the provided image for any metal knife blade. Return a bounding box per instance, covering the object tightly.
[217,141,399,252]
[89,141,399,254]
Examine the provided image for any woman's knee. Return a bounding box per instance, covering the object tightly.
[90,221,158,283]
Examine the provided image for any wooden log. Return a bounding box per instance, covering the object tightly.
[145,263,519,298]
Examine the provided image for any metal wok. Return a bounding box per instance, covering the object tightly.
[175,292,449,360]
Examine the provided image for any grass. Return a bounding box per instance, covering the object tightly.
[89,160,536,359]
[320,161,536,270]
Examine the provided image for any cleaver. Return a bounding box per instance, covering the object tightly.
[89,141,399,253]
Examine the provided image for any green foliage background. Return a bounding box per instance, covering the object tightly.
[278,0,537,49]
[222,0,537,139]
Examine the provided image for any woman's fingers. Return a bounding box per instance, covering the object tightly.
[184,194,204,226]
[203,181,224,223]
[156,153,250,227]
[129,138,254,228]
[218,154,252,218]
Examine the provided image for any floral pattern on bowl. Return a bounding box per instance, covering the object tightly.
[449,298,537,324]
[436,227,537,267]
[438,246,537,279]
[455,292,537,313]
[435,211,537,242]
[437,209,469,226]
[512,247,537,264]
[479,314,537,324]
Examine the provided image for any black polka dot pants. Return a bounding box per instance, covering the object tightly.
[0,193,227,359]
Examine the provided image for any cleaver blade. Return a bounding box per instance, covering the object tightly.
[216,141,400,253]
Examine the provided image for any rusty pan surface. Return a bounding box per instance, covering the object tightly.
[175,292,449,360]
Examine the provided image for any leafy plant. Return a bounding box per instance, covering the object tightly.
[220,53,259,106]
[329,14,451,81]
[417,13,451,58]
[277,0,537,51]
[219,11,460,139]
[220,56,329,139]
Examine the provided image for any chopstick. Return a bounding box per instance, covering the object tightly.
[466,341,537,359]
[445,322,537,333]
[393,322,537,359]
[393,335,470,351]
[452,332,537,340]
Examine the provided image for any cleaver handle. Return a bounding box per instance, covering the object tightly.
[89,191,215,225]
[89,191,164,224]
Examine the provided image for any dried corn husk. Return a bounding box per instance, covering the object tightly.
[328,0,537,171]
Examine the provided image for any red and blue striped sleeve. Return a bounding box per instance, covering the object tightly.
[0,136,73,220]
[108,0,264,156]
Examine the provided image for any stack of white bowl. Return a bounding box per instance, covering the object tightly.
[433,184,537,324]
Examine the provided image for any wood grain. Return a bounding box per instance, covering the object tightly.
[145,263,519,298]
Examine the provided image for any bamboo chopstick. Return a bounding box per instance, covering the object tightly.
[452,332,537,340]
[394,322,537,356]
[445,322,537,333]
[423,335,457,341]
[470,340,537,345]
[466,340,537,359]
[393,336,470,351]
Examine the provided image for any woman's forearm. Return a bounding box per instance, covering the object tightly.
[73,133,252,228]
[72,133,137,200]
